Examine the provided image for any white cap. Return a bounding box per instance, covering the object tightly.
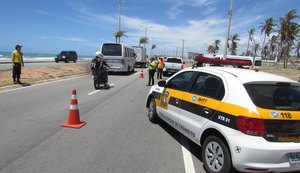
[95,51,103,58]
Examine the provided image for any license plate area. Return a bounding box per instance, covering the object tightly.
[288,153,300,167]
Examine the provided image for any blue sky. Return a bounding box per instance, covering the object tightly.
[0,0,299,56]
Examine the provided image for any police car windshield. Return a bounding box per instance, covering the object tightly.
[244,84,300,111]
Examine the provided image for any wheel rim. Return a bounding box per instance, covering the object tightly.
[205,141,224,172]
[148,99,155,118]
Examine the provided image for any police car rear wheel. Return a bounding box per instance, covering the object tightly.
[202,135,233,173]
[148,97,158,123]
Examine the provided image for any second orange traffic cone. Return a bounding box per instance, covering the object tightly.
[61,90,86,129]
[139,69,144,78]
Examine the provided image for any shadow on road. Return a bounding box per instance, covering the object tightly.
[157,119,203,162]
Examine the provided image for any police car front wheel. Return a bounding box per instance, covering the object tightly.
[202,135,234,173]
[148,97,158,123]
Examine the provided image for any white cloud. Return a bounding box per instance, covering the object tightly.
[61,1,265,55]
[54,36,88,42]
[165,0,217,19]
[121,15,228,54]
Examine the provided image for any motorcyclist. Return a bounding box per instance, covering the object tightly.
[91,51,110,86]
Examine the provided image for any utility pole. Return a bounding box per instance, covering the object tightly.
[181,39,185,59]
[223,0,234,59]
[140,25,153,38]
[118,0,124,32]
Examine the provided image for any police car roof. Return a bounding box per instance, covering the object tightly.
[187,66,297,84]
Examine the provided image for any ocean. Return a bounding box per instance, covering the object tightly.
[0,51,93,60]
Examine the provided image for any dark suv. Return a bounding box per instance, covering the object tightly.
[55,51,78,63]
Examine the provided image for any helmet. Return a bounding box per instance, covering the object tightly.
[95,51,103,58]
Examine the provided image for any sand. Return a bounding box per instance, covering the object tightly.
[0,63,91,88]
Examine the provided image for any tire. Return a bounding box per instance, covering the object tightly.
[148,97,158,123]
[94,80,98,90]
[202,135,233,173]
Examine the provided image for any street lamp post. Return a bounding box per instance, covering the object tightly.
[223,0,234,59]
[140,25,153,38]
[118,0,124,32]
[182,39,185,59]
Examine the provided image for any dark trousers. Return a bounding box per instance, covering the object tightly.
[97,68,108,83]
[148,70,155,85]
[157,68,163,79]
[12,63,21,81]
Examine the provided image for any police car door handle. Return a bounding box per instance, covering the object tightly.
[203,108,212,115]
[175,98,180,105]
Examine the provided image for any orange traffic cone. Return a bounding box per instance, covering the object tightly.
[61,90,86,128]
[139,69,144,78]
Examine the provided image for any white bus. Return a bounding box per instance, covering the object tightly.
[100,43,136,73]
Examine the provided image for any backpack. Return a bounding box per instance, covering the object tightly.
[90,58,97,70]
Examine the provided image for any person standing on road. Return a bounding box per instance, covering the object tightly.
[11,45,24,84]
[147,56,157,86]
[157,57,165,79]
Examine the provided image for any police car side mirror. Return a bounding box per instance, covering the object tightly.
[158,81,166,87]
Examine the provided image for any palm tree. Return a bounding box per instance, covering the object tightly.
[253,43,261,57]
[229,33,240,55]
[151,44,156,49]
[139,37,148,47]
[295,41,300,57]
[278,9,300,67]
[246,28,256,56]
[207,45,215,54]
[114,30,127,43]
[262,45,270,58]
[269,35,278,60]
[259,17,275,59]
[214,39,221,54]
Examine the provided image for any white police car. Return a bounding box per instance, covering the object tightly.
[146,66,300,173]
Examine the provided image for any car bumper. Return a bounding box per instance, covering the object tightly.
[228,134,300,172]
[163,69,180,75]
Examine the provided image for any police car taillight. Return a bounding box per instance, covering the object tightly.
[236,116,266,136]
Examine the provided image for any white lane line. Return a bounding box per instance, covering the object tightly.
[181,136,196,173]
[0,76,86,94]
[88,90,100,95]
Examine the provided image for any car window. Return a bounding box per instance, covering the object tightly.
[102,44,122,56]
[166,58,182,63]
[60,51,68,55]
[244,84,300,110]
[190,73,225,100]
[167,71,194,91]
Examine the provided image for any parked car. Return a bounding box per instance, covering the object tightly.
[55,51,78,63]
[163,57,184,77]
[146,66,300,173]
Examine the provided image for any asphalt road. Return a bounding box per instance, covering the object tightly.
[0,70,206,173]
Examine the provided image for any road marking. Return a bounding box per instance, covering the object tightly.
[88,90,100,95]
[0,76,86,94]
[181,136,196,173]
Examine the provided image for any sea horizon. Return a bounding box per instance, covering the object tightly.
[0,51,94,60]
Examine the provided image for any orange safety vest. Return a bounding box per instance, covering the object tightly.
[157,59,165,69]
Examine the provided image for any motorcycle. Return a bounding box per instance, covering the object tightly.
[92,67,110,90]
